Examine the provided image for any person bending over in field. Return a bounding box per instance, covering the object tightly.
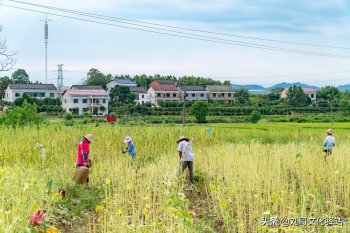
[177,136,194,184]
[75,134,94,183]
[123,136,136,159]
[323,129,335,158]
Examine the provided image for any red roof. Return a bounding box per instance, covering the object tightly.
[151,85,178,91]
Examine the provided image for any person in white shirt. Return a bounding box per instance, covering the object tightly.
[323,129,335,156]
[177,136,194,184]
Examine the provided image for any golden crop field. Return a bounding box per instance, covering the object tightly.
[0,123,349,233]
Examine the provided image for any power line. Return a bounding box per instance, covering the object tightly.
[9,0,350,51]
[214,70,350,79]
[6,1,350,58]
[2,3,350,59]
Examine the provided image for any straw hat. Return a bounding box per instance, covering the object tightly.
[326,129,333,135]
[124,136,132,143]
[177,136,189,144]
[83,133,94,143]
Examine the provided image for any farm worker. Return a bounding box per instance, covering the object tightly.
[323,129,335,156]
[123,136,136,159]
[177,136,194,184]
[76,133,94,168]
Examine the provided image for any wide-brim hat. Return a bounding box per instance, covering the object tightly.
[326,129,333,135]
[83,133,94,143]
[124,136,132,143]
[177,136,189,144]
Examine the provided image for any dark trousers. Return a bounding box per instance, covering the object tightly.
[181,161,194,184]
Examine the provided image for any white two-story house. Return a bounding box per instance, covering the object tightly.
[61,85,109,115]
[3,84,58,102]
[280,87,317,105]
[130,86,148,104]
[147,84,180,105]
[206,85,235,102]
[106,79,137,92]
[178,85,208,101]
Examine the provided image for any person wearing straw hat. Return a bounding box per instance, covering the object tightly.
[122,136,136,159]
[74,133,94,184]
[76,133,94,168]
[177,136,194,184]
[323,129,335,157]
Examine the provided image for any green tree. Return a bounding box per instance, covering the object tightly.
[109,86,136,104]
[0,26,16,71]
[223,80,231,85]
[249,110,261,124]
[12,69,29,84]
[316,86,340,106]
[85,68,112,89]
[286,86,311,106]
[339,99,350,116]
[234,88,250,105]
[190,101,208,123]
[1,100,44,128]
[0,76,12,98]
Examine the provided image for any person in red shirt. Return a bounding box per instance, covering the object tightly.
[76,133,94,168]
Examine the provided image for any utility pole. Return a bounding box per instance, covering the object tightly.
[182,90,186,127]
[57,64,64,91]
[41,15,51,84]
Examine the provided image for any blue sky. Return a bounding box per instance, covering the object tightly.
[0,0,350,87]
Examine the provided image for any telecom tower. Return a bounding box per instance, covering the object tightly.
[41,15,51,84]
[57,64,64,91]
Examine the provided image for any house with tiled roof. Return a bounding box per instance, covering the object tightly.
[61,85,109,115]
[106,79,137,92]
[177,85,208,101]
[3,84,58,102]
[206,85,234,102]
[147,83,180,105]
[130,86,148,104]
[280,87,316,104]
[149,79,176,87]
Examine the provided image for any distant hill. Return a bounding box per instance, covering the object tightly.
[337,85,350,91]
[268,82,319,90]
[232,84,266,90]
[232,82,350,91]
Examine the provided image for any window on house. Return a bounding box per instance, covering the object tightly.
[50,93,54,97]
[15,93,20,97]
[82,108,89,113]
[173,93,176,97]
[64,99,66,103]
[73,99,79,103]
[221,93,225,97]
[157,93,161,97]
[201,94,204,97]
[166,93,170,97]
[103,99,106,104]
[310,94,314,98]
[213,93,216,97]
[83,99,87,103]
[228,93,232,97]
[41,93,45,97]
[141,94,144,98]
[192,93,195,97]
[185,93,188,97]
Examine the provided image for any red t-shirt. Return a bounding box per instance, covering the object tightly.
[76,139,90,165]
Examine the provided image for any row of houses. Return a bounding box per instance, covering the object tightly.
[1,80,317,115]
[107,79,235,105]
